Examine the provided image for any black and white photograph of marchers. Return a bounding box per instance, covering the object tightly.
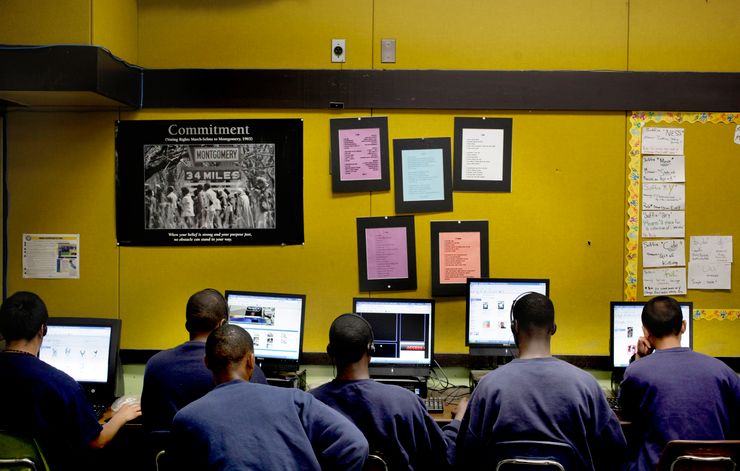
[143,143,276,230]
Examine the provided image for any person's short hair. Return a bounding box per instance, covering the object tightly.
[0,291,49,342]
[205,324,253,374]
[327,313,374,366]
[642,296,683,338]
[511,292,555,332]
[185,289,228,334]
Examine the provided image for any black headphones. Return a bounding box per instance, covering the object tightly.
[510,291,537,325]
[327,313,375,357]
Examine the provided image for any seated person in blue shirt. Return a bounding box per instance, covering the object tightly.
[141,288,267,431]
[169,324,369,470]
[310,313,467,469]
[456,292,626,470]
[619,295,740,471]
[0,291,141,470]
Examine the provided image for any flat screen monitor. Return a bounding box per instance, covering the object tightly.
[225,290,306,373]
[466,278,550,355]
[352,297,434,377]
[610,301,693,368]
[39,317,122,403]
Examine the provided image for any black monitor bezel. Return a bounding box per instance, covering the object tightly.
[609,300,694,369]
[42,317,122,400]
[224,290,306,372]
[352,297,435,369]
[465,277,550,349]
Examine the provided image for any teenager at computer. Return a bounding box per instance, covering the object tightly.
[141,288,267,431]
[169,324,368,469]
[456,292,626,470]
[618,295,740,470]
[310,313,466,469]
[0,291,141,470]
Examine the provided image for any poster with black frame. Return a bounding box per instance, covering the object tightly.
[393,137,453,214]
[430,220,489,296]
[453,117,513,192]
[356,216,417,292]
[115,119,303,246]
[330,117,390,193]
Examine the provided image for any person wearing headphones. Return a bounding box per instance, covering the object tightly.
[310,313,467,469]
[455,292,626,470]
[0,291,141,470]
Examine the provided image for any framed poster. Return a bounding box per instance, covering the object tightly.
[330,117,390,193]
[356,216,417,292]
[393,137,453,213]
[431,220,489,296]
[116,119,303,246]
[453,117,513,192]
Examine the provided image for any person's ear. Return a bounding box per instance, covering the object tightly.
[204,355,210,371]
[218,318,226,327]
[244,352,255,371]
[680,319,686,335]
[40,324,47,337]
[550,323,557,336]
[510,319,518,337]
[326,343,333,357]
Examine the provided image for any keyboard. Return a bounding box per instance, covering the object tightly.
[424,396,444,413]
[607,396,621,412]
[92,403,108,420]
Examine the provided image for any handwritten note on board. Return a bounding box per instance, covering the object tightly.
[690,236,733,263]
[642,155,685,182]
[642,211,685,238]
[642,183,685,211]
[643,267,687,296]
[642,127,685,155]
[643,239,686,268]
[688,262,731,290]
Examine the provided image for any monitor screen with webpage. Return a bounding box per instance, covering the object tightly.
[610,301,693,368]
[39,317,122,403]
[225,290,306,373]
[466,278,550,353]
[353,298,434,377]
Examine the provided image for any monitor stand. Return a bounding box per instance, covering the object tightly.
[266,369,306,390]
[372,375,428,398]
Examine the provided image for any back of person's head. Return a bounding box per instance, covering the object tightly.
[0,291,49,342]
[185,288,228,334]
[511,292,555,334]
[327,313,374,367]
[205,324,253,374]
[642,296,683,338]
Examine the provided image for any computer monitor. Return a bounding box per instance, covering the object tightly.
[39,317,122,405]
[466,278,550,358]
[610,301,693,369]
[353,297,434,377]
[225,290,306,374]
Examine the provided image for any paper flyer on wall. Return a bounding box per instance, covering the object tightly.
[23,234,80,279]
[643,267,686,296]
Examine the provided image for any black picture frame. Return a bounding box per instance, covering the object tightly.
[116,119,304,246]
[330,117,390,193]
[393,137,453,213]
[431,220,489,296]
[453,117,513,192]
[356,216,417,292]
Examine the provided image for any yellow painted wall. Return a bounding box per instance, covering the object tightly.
[2,1,739,356]
[92,0,138,64]
[0,0,91,45]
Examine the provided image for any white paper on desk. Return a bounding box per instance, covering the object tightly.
[688,262,731,290]
[690,235,733,263]
[643,267,687,296]
[642,183,685,210]
[642,127,684,155]
[643,239,686,268]
[643,155,685,182]
[642,211,685,238]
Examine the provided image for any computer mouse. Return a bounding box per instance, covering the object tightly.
[111,394,140,412]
